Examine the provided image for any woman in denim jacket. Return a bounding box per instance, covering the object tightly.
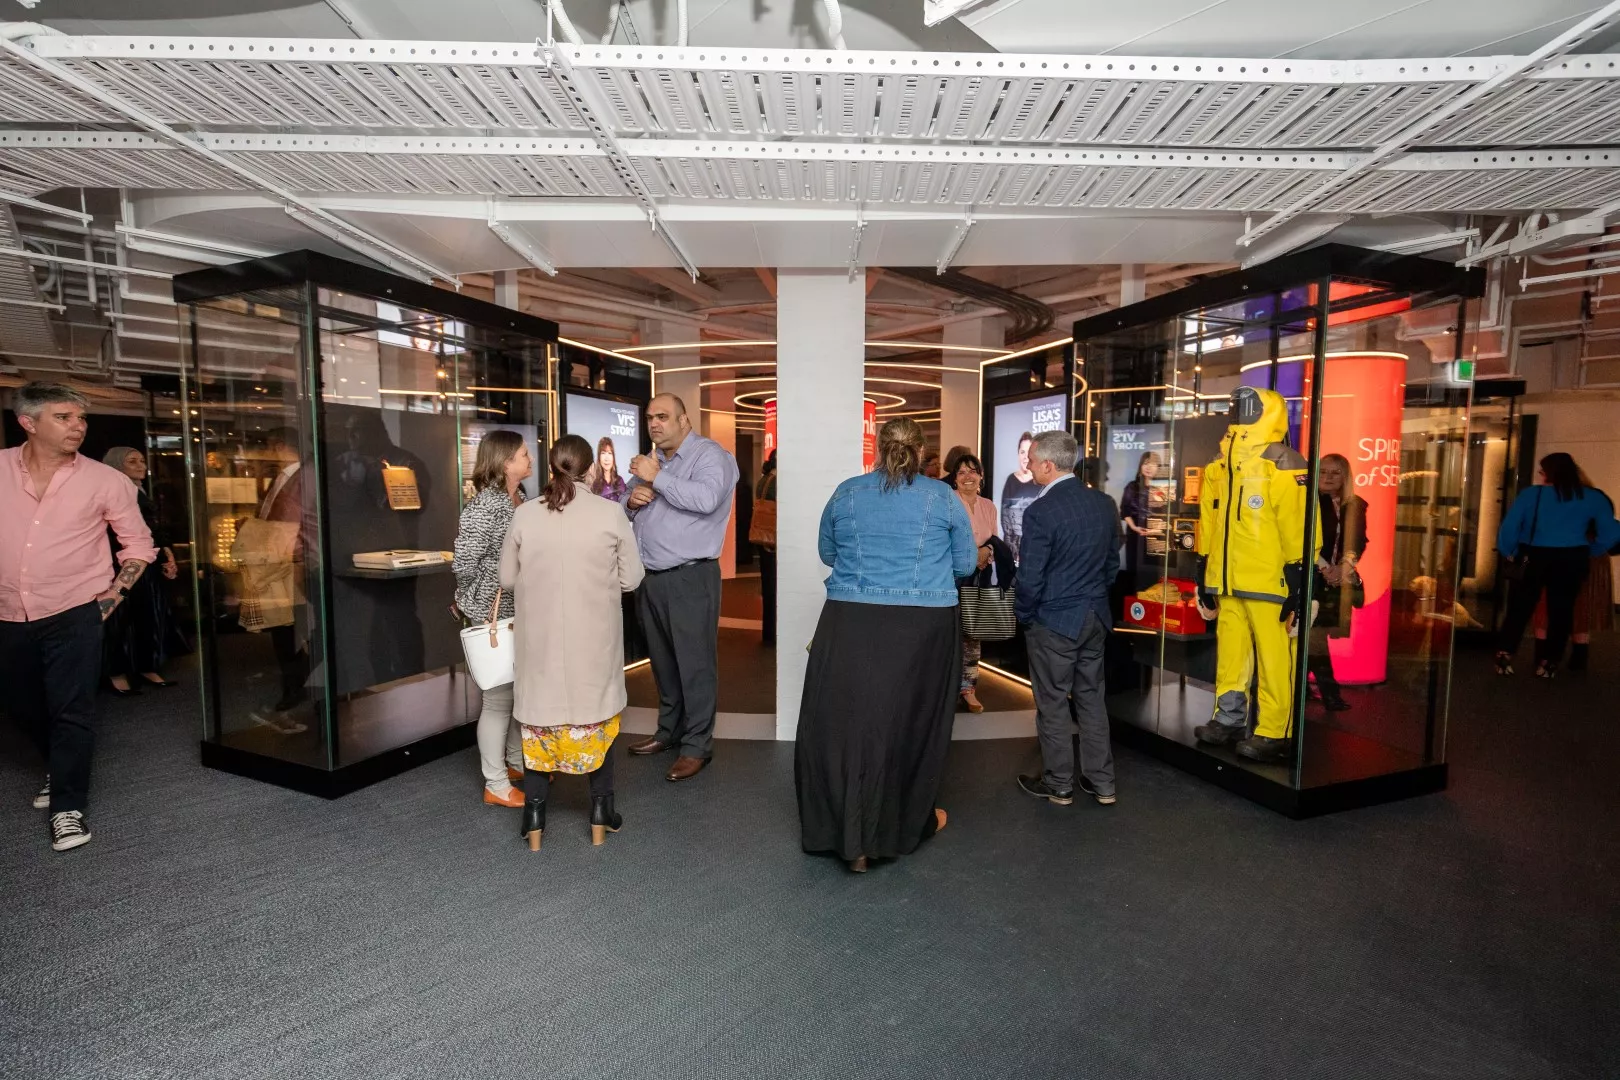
[795,417,976,874]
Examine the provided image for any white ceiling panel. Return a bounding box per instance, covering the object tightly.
[961,0,1610,60]
[38,0,991,54]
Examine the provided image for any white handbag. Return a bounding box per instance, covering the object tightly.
[459,586,516,690]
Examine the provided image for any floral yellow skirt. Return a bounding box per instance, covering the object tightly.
[520,715,620,775]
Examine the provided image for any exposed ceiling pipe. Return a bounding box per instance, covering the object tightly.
[544,0,584,46]
[822,0,848,49]
[322,0,382,38]
[891,266,1052,343]
[1530,231,1620,266]
[677,0,690,46]
[870,264,1228,341]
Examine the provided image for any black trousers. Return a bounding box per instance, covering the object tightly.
[524,740,615,802]
[268,624,309,707]
[1499,545,1590,662]
[758,548,777,646]
[0,602,103,813]
[636,559,722,759]
[102,563,171,681]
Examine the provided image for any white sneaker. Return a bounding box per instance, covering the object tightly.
[49,810,92,852]
[32,776,50,810]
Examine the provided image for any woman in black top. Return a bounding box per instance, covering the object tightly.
[1310,453,1368,711]
[100,447,179,695]
[998,432,1042,560]
[1119,451,1163,589]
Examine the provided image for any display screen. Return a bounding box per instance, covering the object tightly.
[565,392,640,505]
[1102,422,1171,508]
[990,392,1068,561]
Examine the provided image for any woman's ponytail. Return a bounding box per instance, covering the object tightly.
[543,434,594,511]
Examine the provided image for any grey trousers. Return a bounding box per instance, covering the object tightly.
[636,559,722,759]
[1026,616,1115,795]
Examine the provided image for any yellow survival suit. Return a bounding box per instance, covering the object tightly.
[1193,387,1319,759]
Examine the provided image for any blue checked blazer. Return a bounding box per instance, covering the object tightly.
[1014,476,1122,639]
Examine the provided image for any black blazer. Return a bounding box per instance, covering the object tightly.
[1318,492,1369,565]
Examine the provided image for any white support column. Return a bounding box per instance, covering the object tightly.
[703,400,738,579]
[940,316,1003,459]
[494,269,520,311]
[1118,264,1146,308]
[776,269,866,739]
[638,318,702,415]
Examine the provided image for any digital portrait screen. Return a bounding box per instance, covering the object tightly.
[990,392,1068,561]
[565,392,641,505]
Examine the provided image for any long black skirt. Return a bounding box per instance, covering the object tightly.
[795,599,959,861]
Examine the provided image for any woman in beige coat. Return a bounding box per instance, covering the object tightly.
[499,434,645,851]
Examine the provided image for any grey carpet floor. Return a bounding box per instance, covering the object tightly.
[2,641,1618,1080]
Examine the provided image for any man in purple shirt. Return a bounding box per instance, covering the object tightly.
[623,393,739,781]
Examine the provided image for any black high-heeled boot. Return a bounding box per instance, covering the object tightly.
[589,794,622,847]
[519,798,546,852]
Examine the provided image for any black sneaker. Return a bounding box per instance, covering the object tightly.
[49,811,91,852]
[1077,777,1117,806]
[32,776,49,810]
[1194,720,1245,747]
[1017,774,1074,806]
[1235,734,1293,763]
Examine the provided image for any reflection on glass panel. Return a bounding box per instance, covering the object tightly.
[186,288,333,770]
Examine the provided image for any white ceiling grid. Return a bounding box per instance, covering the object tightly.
[0,34,1616,269]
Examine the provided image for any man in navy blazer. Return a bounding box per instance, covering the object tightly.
[1014,430,1122,806]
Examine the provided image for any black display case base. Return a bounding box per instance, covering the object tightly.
[200,722,476,799]
[1110,718,1448,819]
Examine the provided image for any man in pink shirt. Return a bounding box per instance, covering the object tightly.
[0,382,156,852]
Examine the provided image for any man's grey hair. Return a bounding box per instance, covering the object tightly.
[1029,430,1079,472]
[14,381,90,420]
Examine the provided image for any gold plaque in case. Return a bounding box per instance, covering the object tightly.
[381,460,422,510]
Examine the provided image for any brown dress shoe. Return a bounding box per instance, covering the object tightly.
[666,755,707,781]
[627,737,672,756]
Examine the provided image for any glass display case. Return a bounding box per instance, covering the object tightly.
[978,341,1076,680]
[174,251,558,796]
[1074,246,1484,816]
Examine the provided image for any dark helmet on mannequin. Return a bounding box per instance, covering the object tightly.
[1231,386,1265,425]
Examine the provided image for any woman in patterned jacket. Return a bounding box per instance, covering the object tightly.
[453,431,532,808]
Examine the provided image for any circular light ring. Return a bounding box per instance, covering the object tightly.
[698,373,943,392]
[615,339,1014,359]
[733,389,908,412]
[655,360,979,375]
[1237,350,1409,373]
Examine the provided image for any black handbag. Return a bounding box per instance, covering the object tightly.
[959,584,1017,642]
[1501,488,1541,583]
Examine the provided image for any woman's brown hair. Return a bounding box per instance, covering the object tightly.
[470,429,525,494]
[877,417,927,491]
[543,434,594,511]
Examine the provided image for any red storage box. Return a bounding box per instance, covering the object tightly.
[1123,578,1209,636]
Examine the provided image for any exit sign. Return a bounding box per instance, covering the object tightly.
[1449,359,1476,384]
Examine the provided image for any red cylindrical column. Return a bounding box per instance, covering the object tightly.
[1304,352,1405,684]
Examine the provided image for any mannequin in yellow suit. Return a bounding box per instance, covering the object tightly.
[1193,387,1319,763]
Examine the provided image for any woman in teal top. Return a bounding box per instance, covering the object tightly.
[1495,452,1620,678]
[797,417,976,874]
